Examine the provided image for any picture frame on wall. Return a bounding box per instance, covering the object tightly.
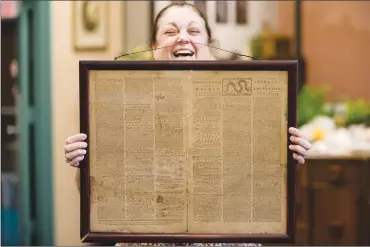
[72,1,109,51]
[236,0,248,24]
[216,1,228,23]
[194,0,207,16]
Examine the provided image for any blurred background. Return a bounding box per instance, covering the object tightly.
[1,0,370,246]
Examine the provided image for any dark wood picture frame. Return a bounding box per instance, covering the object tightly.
[236,0,248,25]
[194,0,207,17]
[216,1,228,23]
[79,60,298,244]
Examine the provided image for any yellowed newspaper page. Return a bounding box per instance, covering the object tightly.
[88,70,188,233]
[187,71,288,234]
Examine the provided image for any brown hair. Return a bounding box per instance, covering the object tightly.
[151,3,213,47]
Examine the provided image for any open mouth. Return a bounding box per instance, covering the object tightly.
[173,49,195,58]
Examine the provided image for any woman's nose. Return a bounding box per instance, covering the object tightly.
[177,31,190,44]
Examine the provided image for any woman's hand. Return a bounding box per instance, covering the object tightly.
[288,127,312,165]
[64,133,88,167]
[64,128,312,167]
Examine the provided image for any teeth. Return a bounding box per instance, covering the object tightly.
[174,50,194,57]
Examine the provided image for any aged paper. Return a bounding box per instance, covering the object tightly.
[187,71,288,234]
[88,69,288,234]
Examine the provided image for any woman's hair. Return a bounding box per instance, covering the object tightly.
[151,3,213,47]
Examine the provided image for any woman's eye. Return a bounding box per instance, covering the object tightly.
[165,30,177,35]
[189,30,200,35]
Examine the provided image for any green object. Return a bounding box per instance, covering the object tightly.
[18,2,32,244]
[297,85,329,127]
[250,36,263,59]
[18,0,54,245]
[345,99,370,126]
[296,84,370,127]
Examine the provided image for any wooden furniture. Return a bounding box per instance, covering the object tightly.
[295,153,370,245]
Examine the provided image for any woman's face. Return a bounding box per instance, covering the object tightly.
[153,6,214,61]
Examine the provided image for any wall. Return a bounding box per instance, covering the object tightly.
[278,1,370,101]
[51,1,124,245]
[124,1,151,52]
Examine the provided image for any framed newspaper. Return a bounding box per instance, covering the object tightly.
[79,60,298,244]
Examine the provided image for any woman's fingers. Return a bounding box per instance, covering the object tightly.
[64,133,88,167]
[64,141,87,153]
[65,133,87,145]
[69,155,85,167]
[289,144,308,157]
[289,127,312,166]
[293,153,305,165]
[290,136,312,150]
[289,127,305,138]
[65,149,86,161]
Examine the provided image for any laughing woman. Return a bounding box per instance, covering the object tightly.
[64,3,311,246]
